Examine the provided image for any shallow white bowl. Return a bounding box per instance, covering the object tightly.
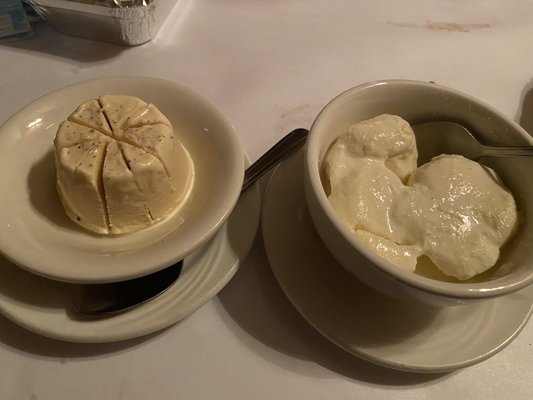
[0,76,244,284]
[305,79,533,306]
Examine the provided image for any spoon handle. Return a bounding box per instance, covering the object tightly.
[481,145,533,158]
[242,128,309,190]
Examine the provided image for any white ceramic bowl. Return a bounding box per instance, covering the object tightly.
[305,79,533,306]
[0,76,244,283]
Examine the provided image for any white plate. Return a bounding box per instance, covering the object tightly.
[0,184,260,343]
[262,148,533,373]
[0,76,244,284]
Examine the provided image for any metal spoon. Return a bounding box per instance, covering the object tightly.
[75,127,309,315]
[74,261,183,315]
[413,121,533,165]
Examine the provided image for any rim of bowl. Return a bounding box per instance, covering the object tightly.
[306,79,533,300]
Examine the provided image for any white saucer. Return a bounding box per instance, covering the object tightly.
[0,76,243,284]
[0,185,260,343]
[261,148,533,373]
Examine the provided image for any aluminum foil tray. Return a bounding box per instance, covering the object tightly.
[28,0,176,45]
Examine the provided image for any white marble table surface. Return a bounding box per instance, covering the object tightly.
[1,1,533,399]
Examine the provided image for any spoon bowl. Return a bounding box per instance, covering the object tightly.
[74,262,183,315]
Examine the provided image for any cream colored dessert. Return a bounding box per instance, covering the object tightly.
[323,114,517,280]
[54,95,194,235]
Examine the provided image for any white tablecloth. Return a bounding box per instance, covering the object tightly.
[1,1,532,398]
